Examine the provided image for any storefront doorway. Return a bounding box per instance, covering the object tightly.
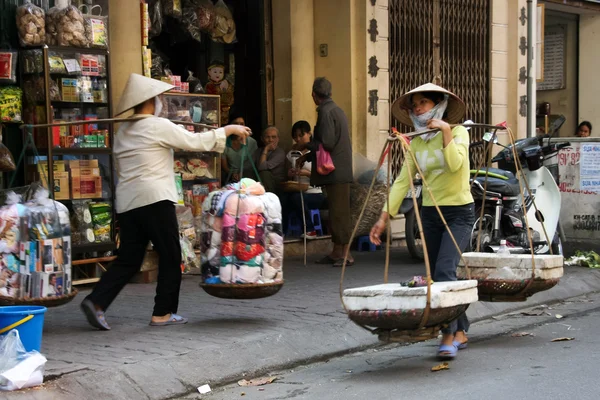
[148,0,273,136]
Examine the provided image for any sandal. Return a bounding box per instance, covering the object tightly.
[81,299,111,331]
[453,340,468,350]
[437,344,458,360]
[149,313,189,326]
[333,259,354,267]
[315,255,338,264]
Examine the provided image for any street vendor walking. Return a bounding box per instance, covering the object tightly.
[81,73,250,330]
[369,83,474,360]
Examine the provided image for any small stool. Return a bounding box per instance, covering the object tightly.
[357,235,377,252]
[286,212,303,237]
[310,209,324,236]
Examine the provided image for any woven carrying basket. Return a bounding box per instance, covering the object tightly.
[347,304,469,331]
[199,282,283,299]
[473,278,560,302]
[0,289,78,307]
[349,183,388,237]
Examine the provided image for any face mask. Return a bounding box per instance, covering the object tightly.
[154,96,163,117]
[409,94,449,140]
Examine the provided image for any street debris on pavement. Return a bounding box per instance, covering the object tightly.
[551,337,575,342]
[238,377,277,387]
[431,363,449,372]
[511,332,535,337]
[565,251,600,269]
[198,384,211,394]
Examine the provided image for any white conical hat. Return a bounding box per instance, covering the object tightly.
[391,83,466,127]
[115,74,174,115]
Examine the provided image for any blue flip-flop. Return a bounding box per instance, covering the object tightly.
[453,340,468,350]
[438,344,458,360]
[81,299,111,331]
[149,313,188,326]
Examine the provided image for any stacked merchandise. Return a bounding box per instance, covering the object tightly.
[200,178,283,285]
[32,159,103,201]
[70,200,112,246]
[0,189,72,300]
[176,205,198,273]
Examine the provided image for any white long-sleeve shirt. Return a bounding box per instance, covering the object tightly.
[113,115,226,213]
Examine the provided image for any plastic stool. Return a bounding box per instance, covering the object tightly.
[286,212,303,237]
[310,209,324,236]
[357,235,377,252]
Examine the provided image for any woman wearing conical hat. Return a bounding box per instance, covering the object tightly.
[369,83,475,360]
[81,74,250,330]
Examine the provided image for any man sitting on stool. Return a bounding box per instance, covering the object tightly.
[254,126,286,193]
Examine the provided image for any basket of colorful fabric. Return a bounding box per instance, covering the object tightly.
[198,178,284,299]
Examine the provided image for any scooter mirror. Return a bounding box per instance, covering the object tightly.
[483,131,499,144]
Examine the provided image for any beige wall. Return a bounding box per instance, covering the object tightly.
[579,13,600,136]
[536,12,578,137]
[290,0,316,137]
[108,0,142,115]
[272,0,368,155]
[271,0,293,149]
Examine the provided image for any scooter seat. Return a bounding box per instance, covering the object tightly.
[474,176,521,196]
[470,167,516,180]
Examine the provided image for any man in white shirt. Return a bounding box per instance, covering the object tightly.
[81,74,250,330]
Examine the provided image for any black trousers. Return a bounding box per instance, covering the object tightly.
[421,203,475,334]
[87,200,182,316]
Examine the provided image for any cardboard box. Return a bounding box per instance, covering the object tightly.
[61,78,79,102]
[71,167,100,177]
[69,159,99,169]
[72,175,102,199]
[38,160,66,173]
[53,171,70,200]
[71,167,101,199]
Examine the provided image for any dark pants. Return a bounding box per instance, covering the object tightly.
[324,183,351,245]
[86,200,182,317]
[421,203,475,334]
[282,192,325,233]
[259,170,281,194]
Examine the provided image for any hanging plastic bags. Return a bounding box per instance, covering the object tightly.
[316,144,335,175]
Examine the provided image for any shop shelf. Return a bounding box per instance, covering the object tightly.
[72,242,116,255]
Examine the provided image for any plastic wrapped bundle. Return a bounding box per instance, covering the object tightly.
[200,179,284,285]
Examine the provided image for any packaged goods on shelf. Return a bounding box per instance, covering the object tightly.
[0,189,72,300]
[0,87,22,123]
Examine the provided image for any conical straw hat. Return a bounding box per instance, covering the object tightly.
[115,74,174,115]
[391,83,466,127]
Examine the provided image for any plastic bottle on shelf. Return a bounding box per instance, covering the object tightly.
[497,240,511,255]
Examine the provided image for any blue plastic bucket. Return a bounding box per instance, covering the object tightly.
[0,306,47,352]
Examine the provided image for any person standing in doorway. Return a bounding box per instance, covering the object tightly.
[297,77,354,267]
[80,73,250,330]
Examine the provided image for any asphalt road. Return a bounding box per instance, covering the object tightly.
[186,292,600,400]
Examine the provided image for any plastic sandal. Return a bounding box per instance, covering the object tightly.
[149,313,189,326]
[81,299,111,331]
[315,255,338,264]
[438,344,458,360]
[453,340,468,350]
[333,259,354,268]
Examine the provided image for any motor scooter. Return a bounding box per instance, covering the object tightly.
[470,117,570,254]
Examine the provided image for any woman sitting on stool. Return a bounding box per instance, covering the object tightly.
[284,120,325,239]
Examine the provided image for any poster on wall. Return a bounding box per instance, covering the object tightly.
[580,143,600,193]
[537,25,566,91]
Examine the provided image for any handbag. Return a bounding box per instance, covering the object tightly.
[316,144,335,175]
